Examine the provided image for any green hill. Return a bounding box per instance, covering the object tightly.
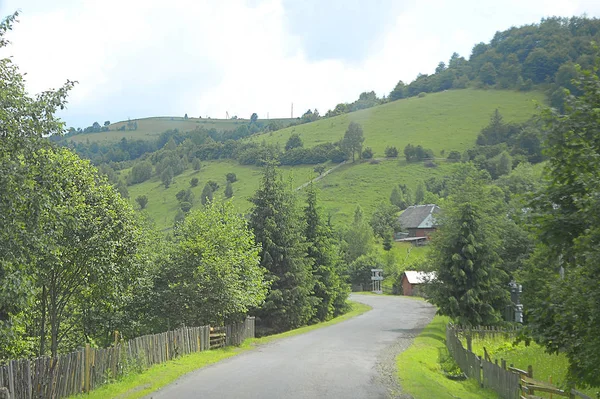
[68,116,296,143]
[252,89,544,156]
[124,89,545,230]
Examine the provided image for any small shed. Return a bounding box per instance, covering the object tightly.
[401,271,436,296]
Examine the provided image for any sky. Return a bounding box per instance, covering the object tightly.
[1,0,600,128]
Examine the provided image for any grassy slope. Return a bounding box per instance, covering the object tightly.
[252,89,544,156]
[126,89,544,229]
[397,315,499,398]
[125,160,317,230]
[71,301,372,399]
[316,159,454,224]
[68,116,295,143]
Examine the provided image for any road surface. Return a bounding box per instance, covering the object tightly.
[147,294,436,399]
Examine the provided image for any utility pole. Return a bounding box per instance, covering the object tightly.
[291,103,293,118]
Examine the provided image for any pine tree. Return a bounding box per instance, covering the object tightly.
[249,163,316,332]
[224,181,233,198]
[390,186,404,209]
[427,178,509,346]
[415,182,425,204]
[304,184,349,321]
[201,183,213,205]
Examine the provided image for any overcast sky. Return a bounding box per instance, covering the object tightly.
[1,0,600,128]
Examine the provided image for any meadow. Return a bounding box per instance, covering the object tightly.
[252,89,544,156]
[124,89,545,230]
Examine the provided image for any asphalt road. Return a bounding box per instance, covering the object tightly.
[148,294,436,399]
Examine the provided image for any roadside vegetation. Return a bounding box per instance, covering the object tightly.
[397,316,499,398]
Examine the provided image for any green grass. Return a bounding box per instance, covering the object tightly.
[316,159,455,224]
[396,315,499,399]
[124,89,545,229]
[71,300,371,399]
[68,116,296,143]
[125,160,317,230]
[252,89,544,156]
[467,335,598,397]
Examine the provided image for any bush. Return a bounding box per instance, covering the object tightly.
[135,195,148,210]
[385,146,399,158]
[192,158,201,171]
[362,147,374,159]
[418,92,427,98]
[446,151,461,162]
[424,160,437,168]
[190,177,199,187]
[226,172,237,183]
[180,201,192,212]
[207,180,219,192]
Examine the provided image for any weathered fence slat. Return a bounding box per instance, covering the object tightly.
[0,317,255,399]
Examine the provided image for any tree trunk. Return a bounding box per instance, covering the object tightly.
[39,284,47,356]
[49,292,60,358]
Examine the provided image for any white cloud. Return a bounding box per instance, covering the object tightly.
[1,0,600,127]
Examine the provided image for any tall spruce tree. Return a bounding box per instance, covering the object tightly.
[426,174,509,347]
[249,163,316,332]
[304,184,349,321]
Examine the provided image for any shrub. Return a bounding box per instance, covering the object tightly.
[362,147,374,159]
[385,146,399,158]
[446,151,462,162]
[226,172,237,183]
[418,92,427,98]
[190,177,199,187]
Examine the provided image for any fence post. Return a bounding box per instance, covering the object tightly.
[528,365,534,396]
[85,344,91,393]
[7,361,14,399]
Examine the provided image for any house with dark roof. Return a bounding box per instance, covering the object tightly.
[398,204,440,239]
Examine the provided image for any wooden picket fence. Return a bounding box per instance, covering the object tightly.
[446,324,595,399]
[0,317,255,399]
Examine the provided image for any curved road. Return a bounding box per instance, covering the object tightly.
[148,294,435,399]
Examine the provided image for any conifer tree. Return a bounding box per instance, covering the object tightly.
[224,181,233,198]
[249,163,316,331]
[427,176,509,347]
[304,184,349,321]
[201,183,213,205]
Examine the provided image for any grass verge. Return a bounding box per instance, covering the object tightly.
[396,315,499,399]
[71,300,371,399]
[468,335,598,398]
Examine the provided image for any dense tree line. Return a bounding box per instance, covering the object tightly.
[388,16,600,111]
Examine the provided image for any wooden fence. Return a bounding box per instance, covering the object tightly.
[446,325,595,399]
[0,317,255,399]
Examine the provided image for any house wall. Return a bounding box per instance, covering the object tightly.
[415,228,437,238]
[402,276,413,296]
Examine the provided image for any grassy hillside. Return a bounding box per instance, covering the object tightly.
[68,116,296,143]
[125,160,317,230]
[252,89,544,156]
[316,159,454,223]
[125,89,545,230]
